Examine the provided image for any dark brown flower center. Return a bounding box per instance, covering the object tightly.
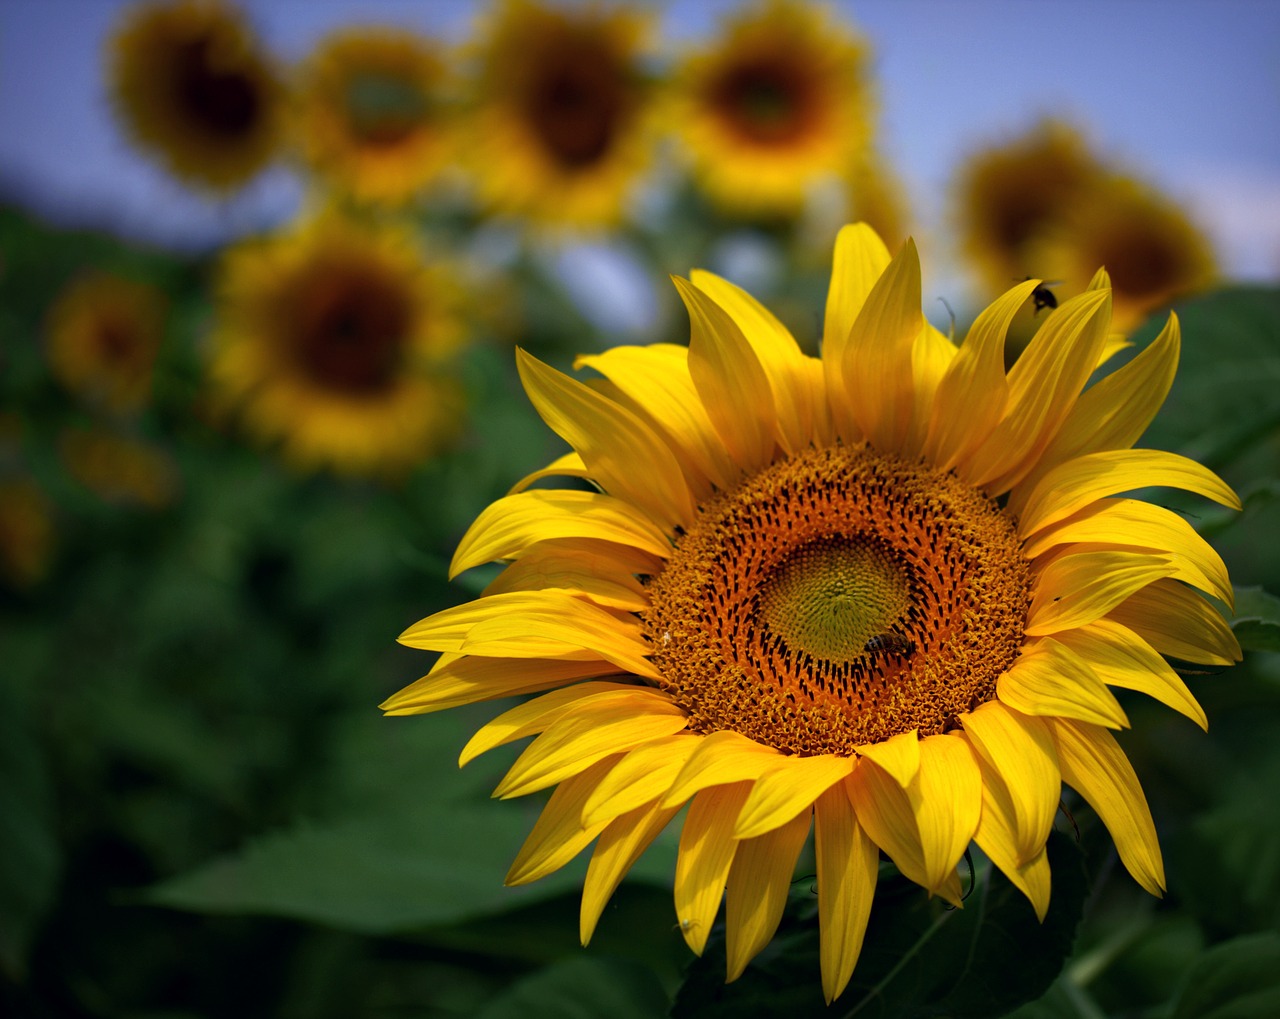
[710,57,815,145]
[175,36,262,139]
[343,72,430,147]
[522,40,629,169]
[291,264,411,395]
[643,445,1032,755]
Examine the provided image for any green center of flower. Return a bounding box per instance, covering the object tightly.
[757,537,911,664]
[344,73,429,146]
[644,445,1033,755]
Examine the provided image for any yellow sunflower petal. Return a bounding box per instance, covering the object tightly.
[1016,449,1241,538]
[725,809,812,982]
[493,691,688,798]
[508,451,590,494]
[505,756,619,886]
[959,701,1060,863]
[911,733,983,896]
[967,744,1053,920]
[843,238,924,452]
[922,279,1035,470]
[401,590,659,679]
[381,654,619,716]
[734,754,854,839]
[1023,498,1232,608]
[450,489,672,578]
[846,757,927,892]
[483,538,655,611]
[1050,718,1165,896]
[663,730,783,808]
[575,343,738,496]
[998,637,1130,729]
[823,223,891,442]
[1054,619,1208,730]
[1107,579,1241,666]
[962,289,1112,493]
[1017,313,1180,497]
[674,782,752,955]
[580,799,680,944]
[582,734,701,826]
[906,324,958,454]
[690,269,813,455]
[814,779,878,1004]
[855,727,920,787]
[516,348,695,529]
[459,680,648,766]
[1025,550,1177,635]
[674,276,777,473]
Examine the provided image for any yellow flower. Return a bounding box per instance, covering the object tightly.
[459,0,655,228]
[293,27,454,205]
[0,478,55,590]
[845,152,913,255]
[106,0,285,191]
[669,0,875,217]
[386,225,1240,1001]
[954,120,1104,294]
[59,429,180,510]
[208,213,466,476]
[1032,175,1217,333]
[45,273,166,415]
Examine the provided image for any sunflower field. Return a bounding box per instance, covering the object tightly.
[4,2,1280,1017]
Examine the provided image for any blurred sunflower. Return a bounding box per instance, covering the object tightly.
[459,0,655,228]
[0,478,55,590]
[45,272,166,416]
[209,213,467,476]
[387,223,1240,1000]
[954,120,1104,293]
[1033,176,1217,333]
[59,429,180,510]
[668,0,874,217]
[846,152,912,255]
[294,27,453,205]
[107,0,285,191]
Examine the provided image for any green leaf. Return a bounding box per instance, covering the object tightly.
[671,831,1089,1018]
[1140,287,1280,473]
[1168,932,1280,1019]
[1230,585,1280,653]
[474,955,670,1019]
[0,684,60,980]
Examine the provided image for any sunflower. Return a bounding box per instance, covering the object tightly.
[385,224,1240,1001]
[1032,176,1217,333]
[954,120,1104,294]
[208,213,466,476]
[107,0,285,191]
[59,429,180,510]
[293,27,453,205]
[846,152,913,255]
[0,478,55,590]
[45,272,166,415]
[459,0,655,228]
[668,0,875,217]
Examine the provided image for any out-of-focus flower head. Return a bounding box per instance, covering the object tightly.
[208,211,468,477]
[1031,175,1217,332]
[59,428,181,510]
[44,272,167,416]
[293,26,455,206]
[458,0,656,230]
[106,0,286,192]
[668,0,875,218]
[953,119,1104,294]
[0,478,55,590]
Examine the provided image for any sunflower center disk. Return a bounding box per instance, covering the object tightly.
[644,445,1033,755]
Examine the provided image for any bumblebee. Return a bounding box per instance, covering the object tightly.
[864,632,915,656]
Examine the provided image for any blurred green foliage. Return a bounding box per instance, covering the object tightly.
[4,202,1280,1019]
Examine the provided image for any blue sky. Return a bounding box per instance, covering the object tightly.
[2,0,1278,289]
